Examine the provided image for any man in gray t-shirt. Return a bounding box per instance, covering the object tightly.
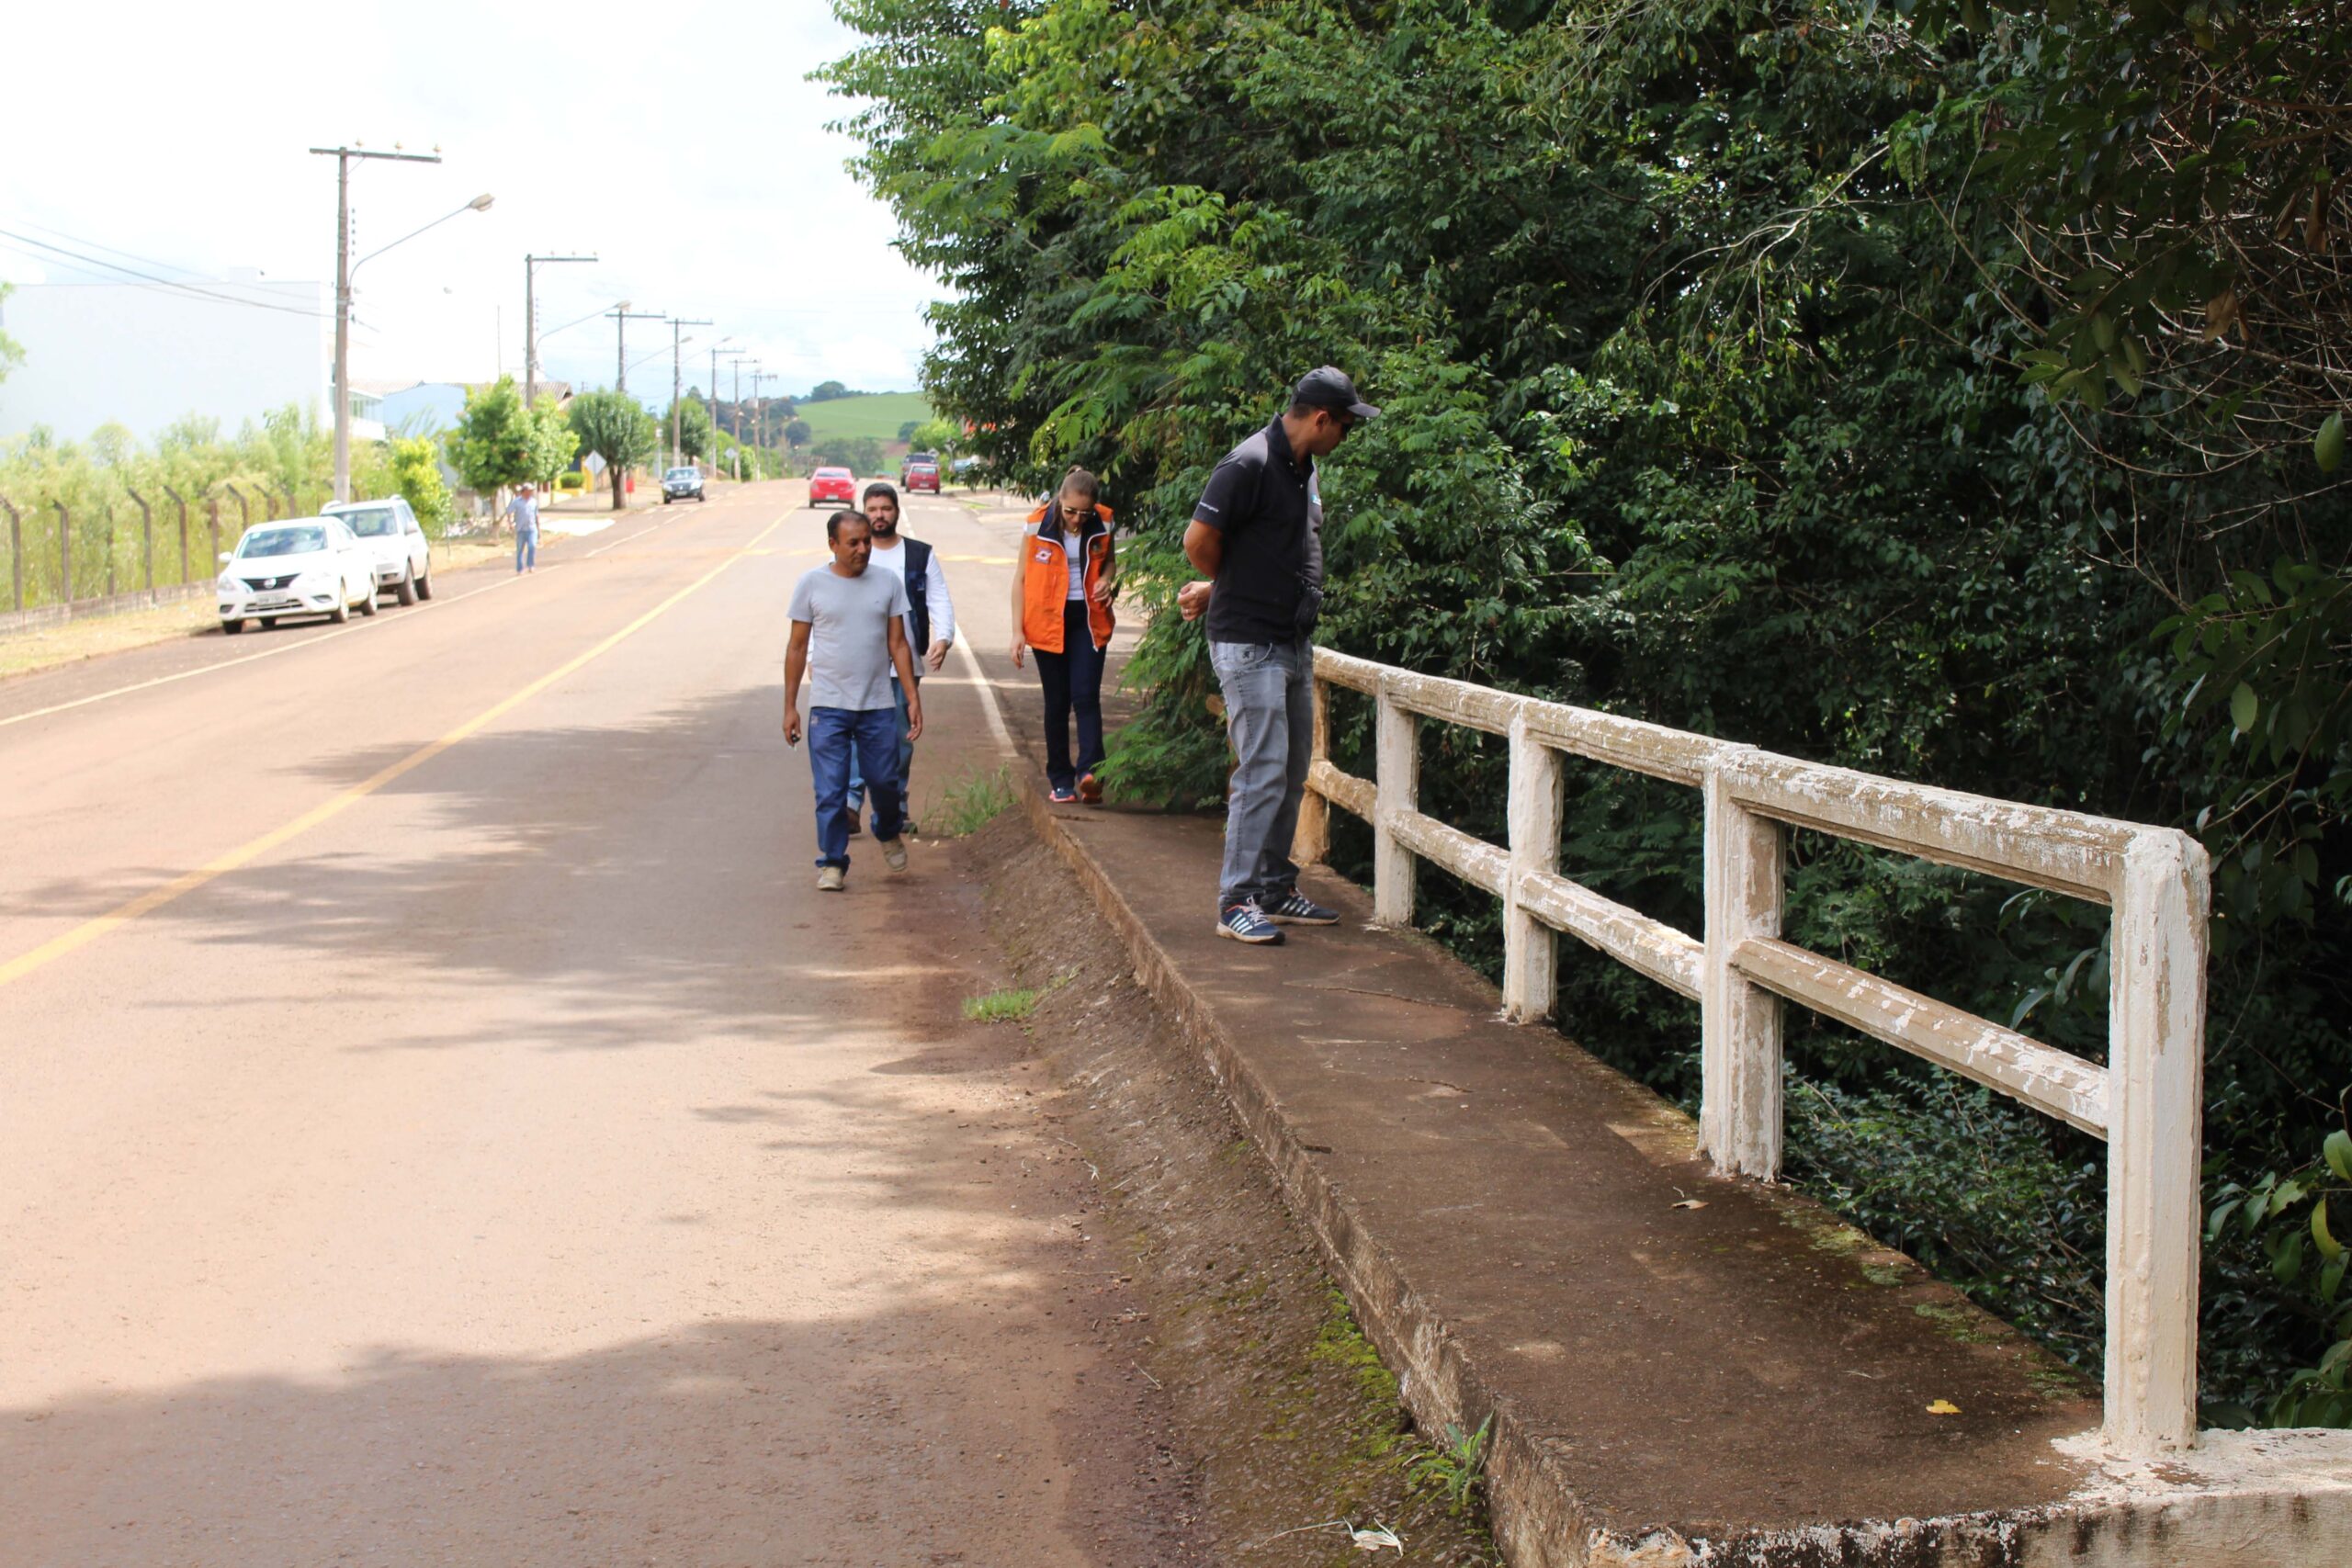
[785,511,923,888]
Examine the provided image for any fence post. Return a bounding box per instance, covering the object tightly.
[208,494,224,566]
[1295,672,1331,866]
[222,483,249,540]
[1700,750,1784,1179]
[127,490,154,601]
[2104,829,2211,1455]
[1373,675,1419,925]
[54,501,71,607]
[163,486,187,585]
[103,505,117,599]
[279,483,298,519]
[1,495,19,613]
[1503,710,1564,1022]
[264,487,281,521]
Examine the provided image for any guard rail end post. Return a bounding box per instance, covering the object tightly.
[1294,674,1332,866]
[1503,710,1564,1021]
[1701,749,1785,1179]
[2104,828,2211,1455]
[1373,674,1420,926]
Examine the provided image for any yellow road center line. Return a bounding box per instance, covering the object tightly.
[0,517,783,992]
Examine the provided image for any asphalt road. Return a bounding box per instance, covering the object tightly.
[0,479,1180,1564]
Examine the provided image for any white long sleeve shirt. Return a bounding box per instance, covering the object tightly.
[866,535,955,649]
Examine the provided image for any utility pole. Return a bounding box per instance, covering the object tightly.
[666,317,713,469]
[705,337,737,474]
[724,356,753,479]
[524,253,594,410]
[750,369,776,470]
[310,143,440,503]
[607,308,665,395]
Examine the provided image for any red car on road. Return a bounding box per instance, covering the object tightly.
[902,459,941,494]
[808,467,857,508]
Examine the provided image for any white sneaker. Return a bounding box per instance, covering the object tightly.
[880,839,909,874]
[817,865,846,892]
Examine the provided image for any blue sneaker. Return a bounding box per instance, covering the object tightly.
[1216,902,1284,945]
[1261,889,1339,926]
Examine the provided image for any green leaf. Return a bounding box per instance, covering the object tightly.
[2325,1130,2352,1184]
[2230,682,2258,733]
[2316,1199,2344,1263]
[2318,411,2346,474]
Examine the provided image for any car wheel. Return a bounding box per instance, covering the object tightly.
[396,568,418,606]
[221,618,244,636]
[356,582,379,616]
[329,594,350,625]
[416,569,434,602]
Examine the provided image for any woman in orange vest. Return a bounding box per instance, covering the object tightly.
[1008,467,1117,803]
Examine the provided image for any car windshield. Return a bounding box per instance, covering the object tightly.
[237,526,329,558]
[665,468,695,481]
[818,468,849,479]
[909,462,937,472]
[334,507,401,537]
[906,453,935,465]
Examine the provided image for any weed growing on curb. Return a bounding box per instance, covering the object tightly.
[933,766,1016,837]
[1405,1416,1492,1516]
[963,987,1041,1022]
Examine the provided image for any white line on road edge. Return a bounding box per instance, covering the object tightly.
[952,636,1015,755]
[0,572,528,732]
[0,519,784,992]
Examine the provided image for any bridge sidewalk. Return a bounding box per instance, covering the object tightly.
[1017,793,2343,1566]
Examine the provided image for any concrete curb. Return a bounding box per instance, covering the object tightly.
[1015,791,2352,1566]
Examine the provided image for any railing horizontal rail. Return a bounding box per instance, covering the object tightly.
[1516,870,1703,1000]
[1732,937,2109,1136]
[1297,645,2210,1455]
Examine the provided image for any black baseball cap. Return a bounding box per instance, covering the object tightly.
[1292,366,1380,420]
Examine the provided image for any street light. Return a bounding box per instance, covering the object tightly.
[667,317,713,468]
[705,336,738,477]
[607,308,665,395]
[312,144,474,502]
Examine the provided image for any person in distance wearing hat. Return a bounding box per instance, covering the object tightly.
[1178,366,1379,945]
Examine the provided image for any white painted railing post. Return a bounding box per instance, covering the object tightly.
[1373,678,1419,926]
[1295,676,1331,867]
[1701,750,1784,1179]
[2104,829,2211,1454]
[1503,712,1563,1021]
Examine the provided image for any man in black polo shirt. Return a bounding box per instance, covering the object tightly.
[1180,367,1378,944]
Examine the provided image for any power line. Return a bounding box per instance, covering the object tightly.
[3,217,296,299]
[0,227,332,320]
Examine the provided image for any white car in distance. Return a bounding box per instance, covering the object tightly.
[216,518,379,634]
[323,497,434,604]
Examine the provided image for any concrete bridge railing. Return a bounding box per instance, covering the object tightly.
[1295,648,2211,1457]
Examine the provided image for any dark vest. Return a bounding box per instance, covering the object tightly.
[896,535,933,674]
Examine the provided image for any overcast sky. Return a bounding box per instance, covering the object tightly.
[0,0,941,406]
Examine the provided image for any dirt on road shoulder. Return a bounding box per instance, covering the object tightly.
[961,813,1502,1567]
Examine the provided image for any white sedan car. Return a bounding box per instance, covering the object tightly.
[322,496,435,604]
[216,518,379,633]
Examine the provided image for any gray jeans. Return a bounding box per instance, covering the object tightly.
[1210,637,1315,910]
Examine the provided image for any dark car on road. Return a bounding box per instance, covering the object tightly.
[662,466,706,503]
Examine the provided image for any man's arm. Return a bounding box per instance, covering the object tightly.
[1179,522,1221,622]
[923,550,955,671]
[782,621,812,743]
[888,619,924,739]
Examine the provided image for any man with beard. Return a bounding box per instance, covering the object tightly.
[843,480,955,836]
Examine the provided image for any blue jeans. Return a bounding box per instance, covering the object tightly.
[1209,637,1315,911]
[846,678,916,823]
[515,527,537,572]
[809,706,904,869]
[1034,601,1104,791]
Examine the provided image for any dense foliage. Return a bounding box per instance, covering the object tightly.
[827,0,2350,1418]
[566,389,660,511]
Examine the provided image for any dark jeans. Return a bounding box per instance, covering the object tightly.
[808,706,904,869]
[1209,637,1314,911]
[845,677,915,823]
[1034,600,1104,791]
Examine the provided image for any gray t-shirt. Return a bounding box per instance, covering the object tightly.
[788,565,910,712]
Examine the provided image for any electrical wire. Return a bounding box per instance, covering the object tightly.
[0,227,332,319]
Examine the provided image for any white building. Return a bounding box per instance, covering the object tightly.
[0,271,339,443]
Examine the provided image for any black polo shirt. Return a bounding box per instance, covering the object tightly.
[1193,417,1324,645]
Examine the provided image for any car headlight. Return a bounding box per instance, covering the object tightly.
[218,576,241,595]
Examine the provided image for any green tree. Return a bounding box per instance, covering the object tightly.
[568,389,658,511]
[525,394,578,493]
[667,395,715,464]
[809,435,886,475]
[807,380,850,402]
[908,417,960,456]
[441,377,535,510]
[0,282,22,384]
[386,435,453,535]
[783,417,812,449]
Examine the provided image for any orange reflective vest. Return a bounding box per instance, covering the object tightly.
[1021,502,1116,653]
